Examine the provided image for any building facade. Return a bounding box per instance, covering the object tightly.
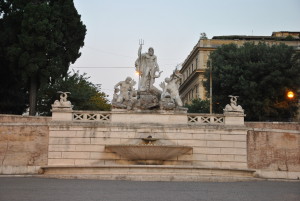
[179,31,300,105]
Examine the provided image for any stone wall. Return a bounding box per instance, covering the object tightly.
[48,121,248,169]
[1,114,299,175]
[0,115,50,174]
[246,122,300,172]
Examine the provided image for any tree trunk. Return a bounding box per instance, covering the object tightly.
[29,74,38,116]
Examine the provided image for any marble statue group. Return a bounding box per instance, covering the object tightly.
[51,41,244,115]
[112,42,186,111]
[111,41,245,113]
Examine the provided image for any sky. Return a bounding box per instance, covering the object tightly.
[72,0,300,100]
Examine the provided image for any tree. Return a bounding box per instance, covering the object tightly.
[0,0,86,115]
[0,1,29,114]
[185,99,209,113]
[37,71,111,116]
[204,42,300,121]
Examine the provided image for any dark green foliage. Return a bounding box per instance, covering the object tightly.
[0,77,28,114]
[283,35,297,41]
[37,71,111,116]
[185,99,210,113]
[0,0,86,115]
[0,1,28,114]
[204,42,300,121]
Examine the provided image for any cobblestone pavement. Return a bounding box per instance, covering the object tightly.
[0,177,299,201]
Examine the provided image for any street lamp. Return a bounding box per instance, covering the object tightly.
[287,91,295,99]
[135,71,140,76]
[286,90,300,122]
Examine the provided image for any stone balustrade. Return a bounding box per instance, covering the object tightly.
[73,111,111,122]
[51,109,244,126]
[187,114,225,124]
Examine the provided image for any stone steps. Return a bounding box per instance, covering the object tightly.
[40,165,258,182]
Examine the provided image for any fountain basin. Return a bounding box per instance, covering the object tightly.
[106,144,192,162]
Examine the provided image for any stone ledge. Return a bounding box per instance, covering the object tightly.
[111,109,187,114]
[39,174,261,182]
[41,165,255,177]
[41,164,253,169]
[254,170,300,180]
[0,174,262,182]
[39,165,257,182]
[48,121,248,130]
[0,166,41,175]
[250,128,300,134]
[0,122,50,126]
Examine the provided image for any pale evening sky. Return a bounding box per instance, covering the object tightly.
[72,0,300,100]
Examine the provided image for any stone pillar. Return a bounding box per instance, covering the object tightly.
[224,111,245,125]
[51,92,73,121]
[51,108,73,121]
[223,95,245,125]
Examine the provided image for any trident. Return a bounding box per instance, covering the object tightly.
[138,39,144,91]
[139,39,144,46]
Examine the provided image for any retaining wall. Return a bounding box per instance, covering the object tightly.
[246,122,300,172]
[0,115,50,174]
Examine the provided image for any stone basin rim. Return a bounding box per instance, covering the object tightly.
[106,144,192,148]
[105,144,193,162]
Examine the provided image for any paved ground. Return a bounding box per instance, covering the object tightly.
[0,177,299,201]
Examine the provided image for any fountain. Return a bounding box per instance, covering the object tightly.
[106,135,192,165]
[106,42,193,165]
[45,42,251,181]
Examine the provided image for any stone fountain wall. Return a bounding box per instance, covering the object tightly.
[1,114,300,176]
[48,110,248,169]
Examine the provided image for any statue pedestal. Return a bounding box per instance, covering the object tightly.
[224,111,245,125]
[136,92,159,110]
[111,109,187,125]
[51,107,73,121]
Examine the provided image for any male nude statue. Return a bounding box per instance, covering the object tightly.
[135,45,162,91]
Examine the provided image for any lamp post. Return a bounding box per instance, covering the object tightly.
[209,59,212,114]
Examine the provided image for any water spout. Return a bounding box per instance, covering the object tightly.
[141,135,158,145]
